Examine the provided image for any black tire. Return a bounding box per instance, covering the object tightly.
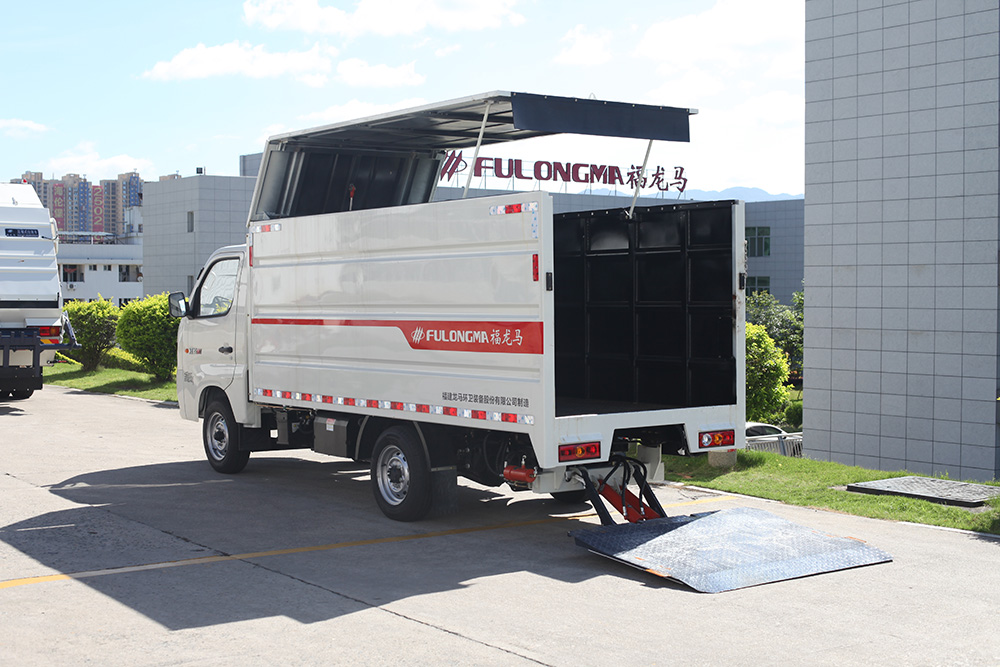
[550,489,589,504]
[203,397,251,474]
[370,426,432,521]
[10,389,33,400]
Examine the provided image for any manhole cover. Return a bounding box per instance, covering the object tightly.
[846,476,1000,507]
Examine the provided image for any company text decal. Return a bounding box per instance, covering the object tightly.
[252,318,543,354]
[439,151,687,193]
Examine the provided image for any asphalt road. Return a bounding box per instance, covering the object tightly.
[2,385,999,666]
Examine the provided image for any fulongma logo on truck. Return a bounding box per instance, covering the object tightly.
[412,327,491,345]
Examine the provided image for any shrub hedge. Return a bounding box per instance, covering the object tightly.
[116,293,179,380]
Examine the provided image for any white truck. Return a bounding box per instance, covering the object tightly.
[170,92,746,522]
[0,183,76,400]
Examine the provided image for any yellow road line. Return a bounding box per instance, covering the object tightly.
[0,494,731,590]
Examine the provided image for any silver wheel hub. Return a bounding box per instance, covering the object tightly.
[207,413,230,461]
[376,444,409,506]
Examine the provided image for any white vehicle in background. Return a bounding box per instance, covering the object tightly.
[745,421,803,457]
[0,183,77,400]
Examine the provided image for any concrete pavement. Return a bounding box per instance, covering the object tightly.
[1,385,998,665]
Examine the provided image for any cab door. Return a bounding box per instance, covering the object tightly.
[178,254,243,416]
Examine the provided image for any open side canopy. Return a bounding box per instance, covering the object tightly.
[250,92,695,221]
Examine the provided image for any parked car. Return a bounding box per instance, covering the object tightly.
[746,422,787,437]
[744,422,802,457]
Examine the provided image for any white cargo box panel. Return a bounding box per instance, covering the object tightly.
[0,183,60,326]
[248,192,557,462]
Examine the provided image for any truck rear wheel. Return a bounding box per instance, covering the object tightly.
[371,426,432,521]
[10,389,33,400]
[203,397,251,474]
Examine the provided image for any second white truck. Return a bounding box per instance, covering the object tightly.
[170,92,746,521]
[1,183,76,400]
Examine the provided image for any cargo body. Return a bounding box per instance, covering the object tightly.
[172,92,745,521]
[0,183,74,399]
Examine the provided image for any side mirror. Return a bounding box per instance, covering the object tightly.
[168,291,188,318]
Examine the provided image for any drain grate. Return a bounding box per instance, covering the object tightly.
[847,476,1000,507]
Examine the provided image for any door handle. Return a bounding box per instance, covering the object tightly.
[219,346,233,354]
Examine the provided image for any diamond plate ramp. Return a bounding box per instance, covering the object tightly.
[570,507,892,593]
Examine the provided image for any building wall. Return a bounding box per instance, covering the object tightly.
[746,199,805,305]
[803,0,1000,480]
[142,174,256,296]
[57,243,144,306]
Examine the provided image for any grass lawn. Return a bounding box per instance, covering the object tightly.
[44,360,177,402]
[663,450,1000,535]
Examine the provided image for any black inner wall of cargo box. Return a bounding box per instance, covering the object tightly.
[553,202,736,417]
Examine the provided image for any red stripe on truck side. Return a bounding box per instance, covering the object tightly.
[251,318,543,355]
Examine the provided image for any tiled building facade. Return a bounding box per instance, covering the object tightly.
[803,0,1000,480]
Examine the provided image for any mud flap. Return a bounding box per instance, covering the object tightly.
[429,466,459,518]
[570,507,892,593]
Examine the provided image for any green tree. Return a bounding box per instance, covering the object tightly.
[116,293,180,380]
[746,322,790,424]
[746,290,803,378]
[63,297,119,371]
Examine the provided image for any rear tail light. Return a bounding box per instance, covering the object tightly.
[36,325,61,344]
[699,430,736,448]
[558,441,601,462]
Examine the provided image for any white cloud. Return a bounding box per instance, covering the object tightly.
[635,0,803,88]
[553,25,612,66]
[143,41,337,87]
[45,142,154,182]
[633,0,805,193]
[243,0,525,38]
[336,58,425,87]
[0,119,48,138]
[434,44,462,58]
[299,98,428,125]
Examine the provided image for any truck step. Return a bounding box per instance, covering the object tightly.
[569,506,892,593]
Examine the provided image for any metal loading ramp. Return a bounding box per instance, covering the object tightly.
[570,507,892,593]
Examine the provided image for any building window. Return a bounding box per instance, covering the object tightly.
[187,211,194,232]
[88,264,98,272]
[62,265,80,282]
[104,264,112,271]
[746,276,770,294]
[746,226,771,257]
[118,265,142,283]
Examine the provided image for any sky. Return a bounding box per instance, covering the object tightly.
[0,0,805,196]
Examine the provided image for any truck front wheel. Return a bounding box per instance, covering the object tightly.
[203,397,251,474]
[371,426,432,521]
[10,389,33,400]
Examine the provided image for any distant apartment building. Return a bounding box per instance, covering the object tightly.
[14,171,143,236]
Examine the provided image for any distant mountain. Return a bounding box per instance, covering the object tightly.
[581,186,803,202]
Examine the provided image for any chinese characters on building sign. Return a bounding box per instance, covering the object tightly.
[439,151,687,193]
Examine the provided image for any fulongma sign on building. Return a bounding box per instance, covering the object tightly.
[438,151,688,192]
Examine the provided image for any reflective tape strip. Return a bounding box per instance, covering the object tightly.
[253,387,534,426]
